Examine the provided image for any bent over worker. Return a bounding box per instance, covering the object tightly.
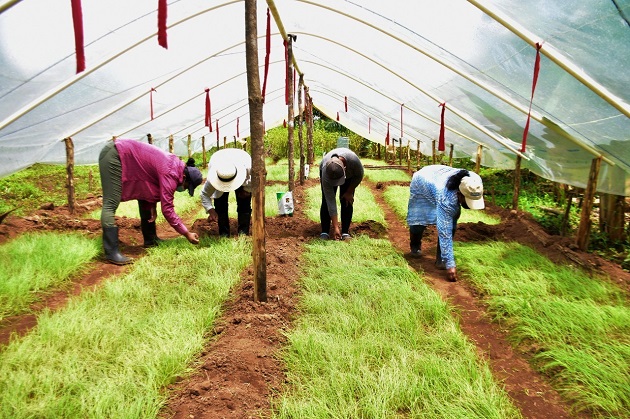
[319,148,364,240]
[200,148,252,237]
[407,165,484,282]
[98,139,203,265]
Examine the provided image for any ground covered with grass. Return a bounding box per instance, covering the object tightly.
[1,162,629,418]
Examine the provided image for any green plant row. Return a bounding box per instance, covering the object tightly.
[0,237,250,418]
[273,235,520,418]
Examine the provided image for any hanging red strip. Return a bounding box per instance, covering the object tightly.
[158,0,168,49]
[438,102,446,152]
[284,39,289,105]
[345,96,348,112]
[385,123,390,146]
[521,42,542,153]
[204,88,211,128]
[70,0,85,73]
[336,112,339,122]
[283,119,287,128]
[150,88,156,120]
[261,8,271,104]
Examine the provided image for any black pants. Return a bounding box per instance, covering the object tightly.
[320,181,353,235]
[214,186,252,236]
[410,220,458,261]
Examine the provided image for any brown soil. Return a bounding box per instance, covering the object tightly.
[1,177,629,419]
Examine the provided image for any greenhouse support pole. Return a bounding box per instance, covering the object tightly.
[377,143,381,160]
[246,0,267,302]
[147,133,153,145]
[168,135,174,154]
[298,73,305,185]
[475,145,482,173]
[202,136,207,168]
[432,140,436,164]
[187,134,192,158]
[305,87,314,165]
[576,156,602,251]
[561,189,574,236]
[416,140,421,169]
[64,138,75,214]
[512,155,522,210]
[287,34,296,192]
[448,144,454,166]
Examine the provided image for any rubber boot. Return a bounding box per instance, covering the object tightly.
[217,212,230,237]
[409,225,425,257]
[409,233,421,256]
[103,226,133,265]
[237,211,251,235]
[141,218,162,248]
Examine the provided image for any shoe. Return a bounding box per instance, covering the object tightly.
[341,233,351,241]
[319,232,330,240]
[409,248,421,257]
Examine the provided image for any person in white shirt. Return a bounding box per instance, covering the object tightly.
[200,148,252,237]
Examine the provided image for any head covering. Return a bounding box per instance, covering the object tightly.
[322,157,346,186]
[459,174,485,210]
[185,166,203,196]
[207,149,250,192]
[186,157,196,167]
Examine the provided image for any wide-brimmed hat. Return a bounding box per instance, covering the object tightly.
[322,157,346,186]
[459,173,485,210]
[207,148,251,192]
[185,166,203,196]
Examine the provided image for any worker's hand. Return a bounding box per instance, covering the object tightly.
[148,206,157,223]
[207,209,218,222]
[446,267,458,282]
[185,231,199,245]
[332,225,342,240]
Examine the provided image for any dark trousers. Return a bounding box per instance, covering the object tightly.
[410,221,458,261]
[214,186,252,236]
[320,181,353,235]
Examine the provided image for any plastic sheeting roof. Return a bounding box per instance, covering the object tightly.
[1,0,629,195]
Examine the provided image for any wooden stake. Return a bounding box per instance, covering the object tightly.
[475,144,482,173]
[298,74,305,185]
[64,138,75,214]
[147,133,153,145]
[187,134,192,158]
[448,143,454,166]
[245,0,266,302]
[432,140,436,164]
[168,135,173,154]
[305,88,314,165]
[287,34,296,192]
[576,156,602,250]
[201,136,207,168]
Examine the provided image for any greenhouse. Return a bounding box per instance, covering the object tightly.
[0,1,629,418]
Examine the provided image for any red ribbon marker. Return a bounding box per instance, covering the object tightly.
[158,0,168,49]
[71,0,85,73]
[204,88,212,130]
[438,102,446,152]
[522,42,543,153]
[261,8,271,103]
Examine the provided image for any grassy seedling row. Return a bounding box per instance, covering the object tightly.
[0,237,250,418]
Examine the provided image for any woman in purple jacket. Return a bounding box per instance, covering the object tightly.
[98,139,203,265]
